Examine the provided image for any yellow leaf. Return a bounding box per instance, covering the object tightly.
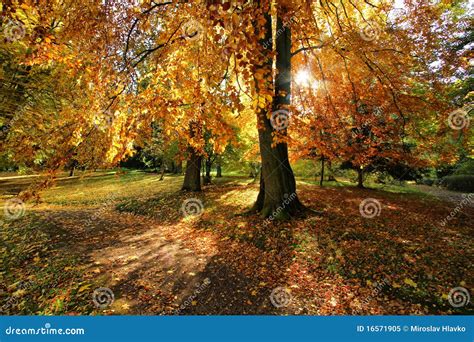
[78,284,92,293]
[191,300,197,306]
[404,278,417,288]
[13,289,26,297]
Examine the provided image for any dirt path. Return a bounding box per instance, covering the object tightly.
[30,204,284,315]
[415,185,474,208]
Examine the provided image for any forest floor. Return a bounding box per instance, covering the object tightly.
[0,171,472,315]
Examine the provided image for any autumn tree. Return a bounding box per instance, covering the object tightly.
[1,0,470,211]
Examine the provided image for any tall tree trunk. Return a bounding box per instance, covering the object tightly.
[69,165,75,177]
[159,163,165,181]
[320,156,325,187]
[216,163,222,178]
[253,9,303,219]
[327,160,337,182]
[357,168,364,188]
[249,164,255,178]
[182,122,202,191]
[203,157,212,185]
[251,164,261,184]
[69,159,77,177]
[176,161,183,174]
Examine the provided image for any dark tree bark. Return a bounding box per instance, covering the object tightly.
[203,157,212,185]
[216,163,222,177]
[68,159,78,177]
[182,153,201,191]
[320,156,325,187]
[327,160,337,182]
[69,165,75,177]
[252,10,304,219]
[251,164,261,184]
[182,122,202,191]
[159,163,165,181]
[249,166,255,178]
[176,161,183,174]
[357,168,364,188]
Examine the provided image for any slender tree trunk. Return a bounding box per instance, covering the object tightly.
[159,163,165,181]
[182,122,202,191]
[357,168,364,188]
[216,163,222,177]
[251,164,261,184]
[69,165,75,177]
[203,157,212,185]
[249,165,255,178]
[327,160,337,182]
[69,159,78,177]
[252,9,304,219]
[320,156,325,187]
[176,161,183,174]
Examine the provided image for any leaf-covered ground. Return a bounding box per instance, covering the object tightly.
[0,171,472,315]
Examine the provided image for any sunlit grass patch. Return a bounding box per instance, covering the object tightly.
[41,171,183,206]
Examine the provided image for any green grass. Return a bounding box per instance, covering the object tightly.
[0,215,96,314]
[41,171,183,206]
